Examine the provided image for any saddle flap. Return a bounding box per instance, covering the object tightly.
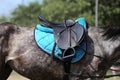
[54,23,85,49]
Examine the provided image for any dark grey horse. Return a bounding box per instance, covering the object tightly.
[0,22,94,80]
[82,27,120,80]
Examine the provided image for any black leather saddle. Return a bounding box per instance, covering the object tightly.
[38,16,85,51]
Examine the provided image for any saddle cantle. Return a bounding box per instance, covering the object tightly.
[34,17,87,62]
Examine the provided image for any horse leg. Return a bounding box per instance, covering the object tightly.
[0,61,12,80]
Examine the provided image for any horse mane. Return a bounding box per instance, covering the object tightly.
[0,22,19,56]
[102,26,120,40]
[0,22,19,34]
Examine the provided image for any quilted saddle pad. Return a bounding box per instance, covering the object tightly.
[34,17,87,63]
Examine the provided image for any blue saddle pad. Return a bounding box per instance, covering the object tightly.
[34,18,87,63]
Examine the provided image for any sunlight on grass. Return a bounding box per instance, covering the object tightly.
[8,70,120,80]
[105,70,120,80]
[8,71,29,80]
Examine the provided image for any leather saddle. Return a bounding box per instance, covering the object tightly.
[38,16,86,59]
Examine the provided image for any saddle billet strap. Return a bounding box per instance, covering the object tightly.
[55,27,76,60]
[64,20,77,47]
[52,42,57,59]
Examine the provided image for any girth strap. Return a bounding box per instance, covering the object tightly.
[63,60,71,80]
[52,42,57,59]
[52,43,71,80]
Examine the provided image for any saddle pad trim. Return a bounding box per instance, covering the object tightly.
[76,17,87,31]
[36,24,53,33]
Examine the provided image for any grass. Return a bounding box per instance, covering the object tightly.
[8,70,120,80]
[105,70,120,80]
[8,71,29,80]
[105,77,120,80]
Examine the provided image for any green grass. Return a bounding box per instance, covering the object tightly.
[105,70,120,80]
[8,70,120,80]
[8,71,29,80]
[105,77,120,80]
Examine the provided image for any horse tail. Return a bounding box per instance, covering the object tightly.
[0,22,18,80]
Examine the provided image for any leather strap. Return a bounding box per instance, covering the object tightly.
[63,60,71,80]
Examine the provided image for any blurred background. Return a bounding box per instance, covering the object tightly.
[0,0,120,80]
[0,0,120,27]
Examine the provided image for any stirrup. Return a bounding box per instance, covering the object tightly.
[62,48,75,60]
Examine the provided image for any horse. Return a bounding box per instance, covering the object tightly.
[82,26,120,80]
[0,18,94,80]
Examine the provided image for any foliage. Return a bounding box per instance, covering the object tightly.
[41,0,95,25]
[0,16,9,22]
[10,0,120,27]
[98,0,120,26]
[10,2,41,27]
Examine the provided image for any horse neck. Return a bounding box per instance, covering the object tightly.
[88,27,120,78]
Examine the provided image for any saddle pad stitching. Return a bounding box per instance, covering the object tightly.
[35,29,62,54]
[43,40,54,50]
[37,35,48,43]
[36,25,53,33]
[36,29,62,52]
[38,33,50,41]
[36,30,53,42]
